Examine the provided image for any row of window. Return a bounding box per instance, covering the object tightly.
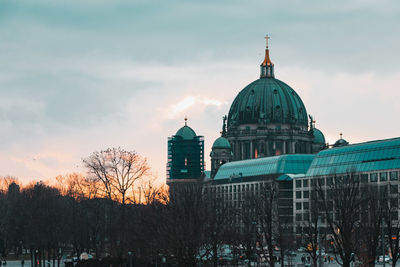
[215,182,272,194]
[296,184,399,200]
[295,211,399,223]
[295,171,399,189]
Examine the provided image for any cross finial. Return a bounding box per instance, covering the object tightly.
[184,116,188,126]
[340,132,343,139]
[265,34,270,49]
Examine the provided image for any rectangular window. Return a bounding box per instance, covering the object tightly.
[303,191,309,198]
[296,202,302,210]
[296,191,302,199]
[390,171,398,181]
[380,172,388,182]
[327,177,333,186]
[296,213,302,221]
[318,178,325,186]
[303,179,309,187]
[361,174,368,183]
[303,202,309,210]
[296,180,302,188]
[370,173,378,182]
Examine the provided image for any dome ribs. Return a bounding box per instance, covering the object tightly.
[227,78,308,128]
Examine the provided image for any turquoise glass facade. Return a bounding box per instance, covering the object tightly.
[214,154,315,180]
[306,137,400,177]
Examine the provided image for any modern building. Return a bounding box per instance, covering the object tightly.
[294,137,400,224]
[166,37,400,243]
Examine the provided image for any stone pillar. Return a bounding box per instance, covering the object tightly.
[283,141,286,154]
[250,141,253,159]
[241,142,244,160]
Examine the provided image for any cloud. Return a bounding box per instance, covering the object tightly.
[164,96,227,120]
[1,0,400,183]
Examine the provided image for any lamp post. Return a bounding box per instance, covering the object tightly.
[318,216,322,267]
[127,251,133,267]
[382,217,385,267]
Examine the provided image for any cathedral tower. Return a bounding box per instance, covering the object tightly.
[166,118,204,185]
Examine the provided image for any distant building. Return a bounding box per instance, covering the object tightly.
[294,137,400,235]
[166,37,400,241]
[167,118,204,185]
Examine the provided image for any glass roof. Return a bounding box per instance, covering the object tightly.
[306,137,400,176]
[214,154,315,180]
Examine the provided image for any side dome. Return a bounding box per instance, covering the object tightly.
[176,125,196,140]
[212,137,231,149]
[313,128,325,144]
[227,78,308,128]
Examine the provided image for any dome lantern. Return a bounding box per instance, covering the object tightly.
[260,35,275,78]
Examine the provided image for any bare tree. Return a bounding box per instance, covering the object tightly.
[316,173,363,267]
[83,148,150,204]
[160,183,206,267]
[83,148,150,258]
[357,184,385,267]
[135,177,168,205]
[0,176,20,193]
[256,182,277,267]
[298,187,323,267]
[385,187,400,267]
[202,186,232,267]
[237,190,259,267]
[55,173,102,200]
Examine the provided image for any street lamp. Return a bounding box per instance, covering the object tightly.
[382,218,385,267]
[317,216,322,267]
[127,251,133,267]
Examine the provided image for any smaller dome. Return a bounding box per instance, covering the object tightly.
[212,137,231,149]
[313,128,325,144]
[333,138,349,147]
[176,125,196,140]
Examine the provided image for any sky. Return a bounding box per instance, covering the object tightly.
[1,0,400,184]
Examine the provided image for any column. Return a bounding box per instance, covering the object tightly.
[241,142,244,160]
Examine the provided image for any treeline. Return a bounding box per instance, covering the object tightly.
[0,175,168,266]
[1,148,400,267]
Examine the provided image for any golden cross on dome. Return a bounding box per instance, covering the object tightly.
[265,35,270,48]
[184,116,188,126]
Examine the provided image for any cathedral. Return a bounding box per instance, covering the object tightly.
[167,36,329,184]
[166,37,400,233]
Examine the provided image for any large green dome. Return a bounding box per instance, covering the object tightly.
[227,77,308,127]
